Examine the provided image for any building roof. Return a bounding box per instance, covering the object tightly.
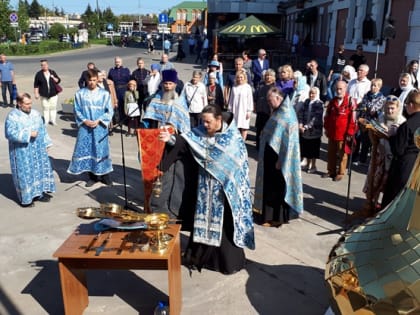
[171,1,207,10]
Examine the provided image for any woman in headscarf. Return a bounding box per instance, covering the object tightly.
[254,87,303,227]
[297,86,324,173]
[158,105,255,274]
[390,73,417,116]
[341,65,357,83]
[290,70,310,114]
[352,96,406,219]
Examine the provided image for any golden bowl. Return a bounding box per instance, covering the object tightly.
[76,207,101,219]
[144,213,169,230]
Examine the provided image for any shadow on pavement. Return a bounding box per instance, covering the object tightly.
[303,183,364,227]
[245,260,329,314]
[0,173,18,202]
[21,259,167,314]
[0,284,24,315]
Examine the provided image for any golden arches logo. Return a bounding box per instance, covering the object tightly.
[250,25,268,33]
[226,24,247,33]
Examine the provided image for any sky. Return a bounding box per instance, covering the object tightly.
[10,0,192,15]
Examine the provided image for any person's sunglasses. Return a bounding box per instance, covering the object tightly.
[386,96,398,102]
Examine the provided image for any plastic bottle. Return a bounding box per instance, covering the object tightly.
[153,301,169,315]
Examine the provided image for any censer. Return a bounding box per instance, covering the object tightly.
[152,176,162,198]
[325,128,420,314]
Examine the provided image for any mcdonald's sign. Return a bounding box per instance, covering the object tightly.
[226,24,247,33]
[250,25,268,33]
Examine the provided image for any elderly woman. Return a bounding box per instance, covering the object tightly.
[341,65,357,83]
[206,72,224,111]
[276,64,294,97]
[390,73,417,115]
[159,105,255,274]
[254,68,276,150]
[355,78,387,164]
[124,80,140,136]
[290,70,310,114]
[352,96,406,219]
[227,70,254,140]
[297,86,324,173]
[254,87,303,227]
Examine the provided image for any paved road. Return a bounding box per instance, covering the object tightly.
[0,45,367,315]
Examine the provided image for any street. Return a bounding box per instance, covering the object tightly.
[0,44,367,315]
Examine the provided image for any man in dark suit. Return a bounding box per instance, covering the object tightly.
[251,49,270,88]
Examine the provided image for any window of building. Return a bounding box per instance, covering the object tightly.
[345,0,392,51]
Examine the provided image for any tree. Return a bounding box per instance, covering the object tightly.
[48,22,66,39]
[18,0,30,33]
[29,0,41,18]
[0,0,13,40]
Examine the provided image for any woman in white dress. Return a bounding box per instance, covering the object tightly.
[228,70,254,140]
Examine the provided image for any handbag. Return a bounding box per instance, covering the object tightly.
[53,80,63,94]
[12,84,17,101]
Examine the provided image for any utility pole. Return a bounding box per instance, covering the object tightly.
[138,0,142,31]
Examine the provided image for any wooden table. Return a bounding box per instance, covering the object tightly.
[53,224,182,315]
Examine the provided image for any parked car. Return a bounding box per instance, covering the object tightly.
[30,32,43,43]
[58,34,71,42]
[130,31,148,43]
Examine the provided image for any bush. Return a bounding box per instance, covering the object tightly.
[0,40,87,56]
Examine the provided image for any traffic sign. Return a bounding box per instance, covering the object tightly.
[11,22,18,28]
[9,12,18,23]
[106,23,113,31]
[158,13,168,24]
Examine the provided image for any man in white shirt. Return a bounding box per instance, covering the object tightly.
[183,70,208,127]
[347,64,371,105]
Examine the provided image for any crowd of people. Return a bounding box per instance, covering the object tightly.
[2,43,420,275]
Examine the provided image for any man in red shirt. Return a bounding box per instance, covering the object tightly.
[323,80,357,181]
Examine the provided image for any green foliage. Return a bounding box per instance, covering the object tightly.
[0,0,13,40]
[67,27,78,36]
[28,0,41,18]
[48,23,67,39]
[18,0,30,32]
[0,40,87,56]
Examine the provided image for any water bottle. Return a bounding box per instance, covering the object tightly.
[153,301,169,315]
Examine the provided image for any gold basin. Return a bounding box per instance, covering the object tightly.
[76,207,101,219]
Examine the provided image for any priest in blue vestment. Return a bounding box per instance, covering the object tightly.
[254,87,304,227]
[5,92,56,207]
[158,105,255,274]
[67,69,114,187]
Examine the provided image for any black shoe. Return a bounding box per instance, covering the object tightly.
[109,131,114,136]
[101,175,113,186]
[36,194,51,202]
[21,202,35,207]
[85,179,96,187]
